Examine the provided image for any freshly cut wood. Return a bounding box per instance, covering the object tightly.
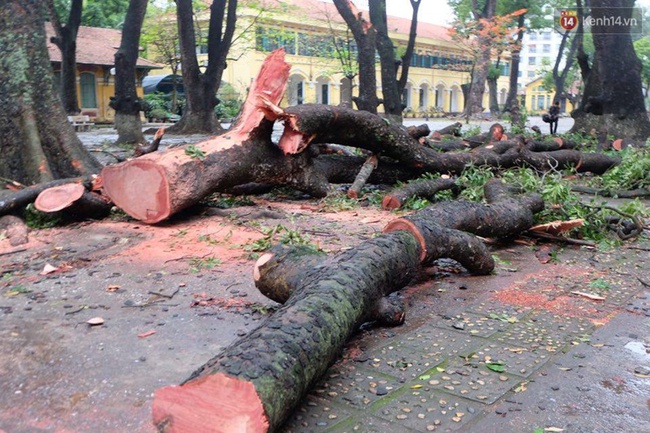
[152,179,543,433]
[381,177,458,210]
[529,219,585,236]
[406,123,431,140]
[35,184,112,220]
[347,154,378,198]
[0,177,92,217]
[133,127,166,157]
[34,183,85,212]
[100,50,619,225]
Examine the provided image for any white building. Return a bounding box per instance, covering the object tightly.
[517,29,565,91]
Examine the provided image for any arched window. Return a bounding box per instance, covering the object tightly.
[80,73,97,108]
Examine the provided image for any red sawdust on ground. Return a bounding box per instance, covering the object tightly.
[489,263,620,324]
[105,219,263,266]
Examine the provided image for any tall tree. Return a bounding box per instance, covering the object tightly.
[503,10,525,114]
[171,0,237,133]
[458,0,497,118]
[45,0,83,115]
[571,0,650,140]
[633,36,650,100]
[369,0,421,122]
[110,0,148,144]
[450,2,524,118]
[500,0,549,114]
[0,0,102,185]
[332,0,379,113]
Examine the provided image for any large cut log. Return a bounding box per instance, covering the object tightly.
[101,50,294,223]
[151,179,543,432]
[101,50,619,224]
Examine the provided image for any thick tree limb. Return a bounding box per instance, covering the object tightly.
[152,179,543,432]
[381,177,458,210]
[274,104,619,175]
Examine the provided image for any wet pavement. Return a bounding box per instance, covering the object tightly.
[280,240,650,433]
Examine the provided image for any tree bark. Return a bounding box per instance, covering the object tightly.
[504,13,525,113]
[461,0,497,118]
[0,1,102,186]
[152,179,543,433]
[571,0,650,140]
[45,0,82,115]
[333,0,379,113]
[169,0,237,134]
[347,154,378,198]
[111,0,148,145]
[101,51,619,224]
[381,177,458,210]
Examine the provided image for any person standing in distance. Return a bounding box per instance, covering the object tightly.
[548,100,560,135]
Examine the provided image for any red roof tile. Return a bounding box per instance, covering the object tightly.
[46,23,161,69]
[254,0,452,42]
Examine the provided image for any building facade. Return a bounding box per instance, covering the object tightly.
[154,0,511,116]
[46,25,161,122]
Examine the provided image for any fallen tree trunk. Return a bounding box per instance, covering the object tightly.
[100,50,619,224]
[152,179,543,432]
[274,104,619,176]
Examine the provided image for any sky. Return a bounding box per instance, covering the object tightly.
[353,0,455,26]
[353,0,650,28]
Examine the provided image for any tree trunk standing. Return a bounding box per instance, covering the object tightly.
[168,0,236,134]
[111,0,148,145]
[504,13,525,113]
[333,0,379,114]
[0,0,102,185]
[370,0,420,123]
[552,17,581,105]
[461,0,496,119]
[45,0,82,115]
[463,33,492,118]
[487,62,500,116]
[488,76,499,115]
[371,0,403,122]
[571,0,650,140]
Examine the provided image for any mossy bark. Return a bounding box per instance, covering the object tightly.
[153,231,422,432]
[0,1,101,186]
[153,180,544,432]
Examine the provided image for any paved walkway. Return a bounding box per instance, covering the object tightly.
[280,239,650,433]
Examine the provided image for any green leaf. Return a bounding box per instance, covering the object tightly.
[486,362,505,373]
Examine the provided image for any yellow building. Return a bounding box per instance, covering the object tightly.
[46,24,161,122]
[524,77,574,115]
[154,0,510,116]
